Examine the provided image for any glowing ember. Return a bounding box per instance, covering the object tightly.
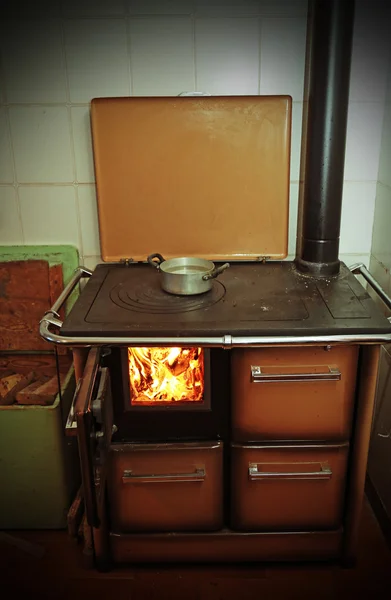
[128,347,204,404]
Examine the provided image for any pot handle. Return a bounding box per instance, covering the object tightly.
[147,253,165,269]
[202,262,230,281]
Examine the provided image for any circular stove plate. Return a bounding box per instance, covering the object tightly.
[109,279,226,313]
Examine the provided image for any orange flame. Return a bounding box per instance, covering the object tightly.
[128,347,204,404]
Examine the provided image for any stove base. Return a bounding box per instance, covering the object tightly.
[109,529,343,564]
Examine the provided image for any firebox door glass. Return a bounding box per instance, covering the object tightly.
[128,347,204,406]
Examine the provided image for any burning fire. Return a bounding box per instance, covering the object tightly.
[128,347,204,404]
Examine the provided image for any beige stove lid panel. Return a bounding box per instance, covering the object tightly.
[91,96,291,262]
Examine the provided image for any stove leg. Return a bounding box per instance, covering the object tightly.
[342,345,380,565]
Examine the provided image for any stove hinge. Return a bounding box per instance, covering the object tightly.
[119,258,134,267]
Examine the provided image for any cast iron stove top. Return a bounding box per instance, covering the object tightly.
[61,261,391,339]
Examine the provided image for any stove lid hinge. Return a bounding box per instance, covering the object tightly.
[119,258,134,266]
[257,256,270,263]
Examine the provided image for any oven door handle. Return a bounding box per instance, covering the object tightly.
[248,462,332,481]
[250,365,341,383]
[122,468,206,484]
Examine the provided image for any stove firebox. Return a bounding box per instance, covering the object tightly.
[106,348,227,443]
[127,347,206,407]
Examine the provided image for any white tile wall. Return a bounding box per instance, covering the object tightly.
[378,69,391,189]
[349,1,391,103]
[9,106,74,183]
[71,106,95,183]
[0,186,23,244]
[195,0,260,16]
[287,182,299,256]
[290,102,303,181]
[369,50,391,298]
[0,108,14,183]
[369,254,390,296]
[340,182,377,255]
[83,255,102,271]
[339,254,371,270]
[77,185,101,256]
[3,0,62,18]
[260,1,308,17]
[259,17,307,100]
[378,105,391,189]
[0,19,67,104]
[129,1,193,14]
[62,0,126,17]
[0,0,389,268]
[196,18,260,95]
[344,102,385,181]
[19,186,79,246]
[129,17,194,96]
[371,183,391,273]
[64,19,130,103]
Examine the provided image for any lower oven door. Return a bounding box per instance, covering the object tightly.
[108,441,224,533]
[231,443,349,532]
[66,347,113,528]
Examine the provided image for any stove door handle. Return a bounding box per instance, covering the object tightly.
[248,462,332,481]
[122,468,205,484]
[250,365,341,383]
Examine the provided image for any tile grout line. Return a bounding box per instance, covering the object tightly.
[59,14,84,256]
[59,17,72,105]
[194,15,199,92]
[66,111,84,257]
[73,185,85,261]
[126,15,134,96]
[191,1,197,91]
[0,37,25,242]
[258,16,262,95]
[377,180,391,192]
[192,11,197,91]
[3,114,25,242]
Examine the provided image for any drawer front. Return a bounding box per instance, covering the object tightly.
[231,443,349,531]
[231,346,358,442]
[108,441,223,533]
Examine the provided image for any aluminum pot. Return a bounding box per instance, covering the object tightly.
[147,253,229,296]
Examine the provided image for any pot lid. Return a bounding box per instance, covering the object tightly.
[91,95,291,262]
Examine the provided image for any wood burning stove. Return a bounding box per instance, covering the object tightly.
[40,0,391,571]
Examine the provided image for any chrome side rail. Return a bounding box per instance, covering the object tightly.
[42,265,92,320]
[40,266,92,343]
[39,326,391,349]
[349,263,391,313]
